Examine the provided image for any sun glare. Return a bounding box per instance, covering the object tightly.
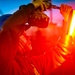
[68,10,75,37]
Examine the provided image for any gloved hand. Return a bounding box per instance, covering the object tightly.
[28,9,49,28]
[32,0,49,11]
[60,4,73,22]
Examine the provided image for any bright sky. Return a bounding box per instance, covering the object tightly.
[0,0,75,14]
[0,0,75,25]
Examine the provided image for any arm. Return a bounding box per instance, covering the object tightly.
[30,4,74,75]
[30,35,74,75]
[0,3,35,75]
[0,1,49,74]
[2,3,35,36]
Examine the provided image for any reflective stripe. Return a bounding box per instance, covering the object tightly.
[31,64,40,75]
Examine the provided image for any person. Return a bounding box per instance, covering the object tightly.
[30,23,65,56]
[0,0,74,75]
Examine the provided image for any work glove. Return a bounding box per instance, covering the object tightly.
[28,0,50,28]
[28,9,49,28]
[60,4,73,22]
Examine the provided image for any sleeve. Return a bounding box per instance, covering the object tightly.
[2,3,35,35]
[0,3,35,75]
[0,30,18,75]
[30,35,74,75]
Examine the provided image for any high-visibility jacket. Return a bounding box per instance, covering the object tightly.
[0,3,74,75]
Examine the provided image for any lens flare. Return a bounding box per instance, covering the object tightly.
[68,10,75,37]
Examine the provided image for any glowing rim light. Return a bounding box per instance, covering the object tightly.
[64,10,75,47]
[68,10,75,36]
